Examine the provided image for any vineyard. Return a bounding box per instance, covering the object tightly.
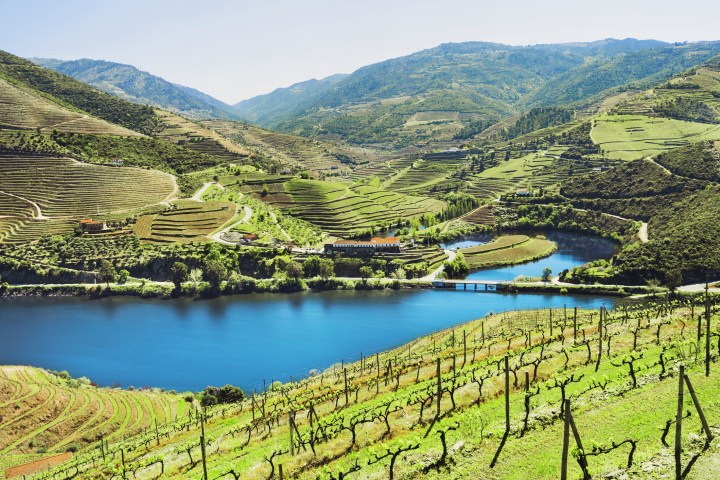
[0,153,175,243]
[3,298,717,479]
[283,179,445,237]
[134,200,236,244]
[0,77,139,137]
[0,366,188,479]
[459,235,557,269]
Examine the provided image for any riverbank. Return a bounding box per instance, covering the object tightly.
[0,276,658,299]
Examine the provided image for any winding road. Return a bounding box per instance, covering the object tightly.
[210,205,253,245]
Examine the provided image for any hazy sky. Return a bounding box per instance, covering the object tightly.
[2,0,719,103]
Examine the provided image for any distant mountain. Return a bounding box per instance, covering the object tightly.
[232,74,348,125]
[31,58,239,120]
[236,39,720,146]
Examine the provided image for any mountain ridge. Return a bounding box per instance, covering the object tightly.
[31,57,240,121]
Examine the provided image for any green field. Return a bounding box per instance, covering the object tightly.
[0,76,140,136]
[460,235,557,269]
[591,114,720,160]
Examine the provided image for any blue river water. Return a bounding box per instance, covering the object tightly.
[0,232,619,392]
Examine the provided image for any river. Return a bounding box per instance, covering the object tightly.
[0,232,619,392]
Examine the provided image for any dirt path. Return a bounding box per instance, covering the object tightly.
[160,175,179,206]
[269,211,293,242]
[0,190,47,219]
[639,222,649,243]
[645,156,673,175]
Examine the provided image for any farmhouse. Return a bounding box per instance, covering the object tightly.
[324,236,401,254]
[79,218,107,233]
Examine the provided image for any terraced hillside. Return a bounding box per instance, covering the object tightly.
[15,301,720,480]
[284,179,445,237]
[0,77,139,136]
[0,153,175,243]
[459,234,557,269]
[0,366,188,479]
[200,119,374,176]
[591,114,720,160]
[134,200,236,244]
[154,111,250,160]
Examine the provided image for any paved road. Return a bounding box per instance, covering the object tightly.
[211,205,253,245]
[191,182,224,202]
[420,249,455,281]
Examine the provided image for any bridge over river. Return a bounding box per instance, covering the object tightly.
[432,279,510,291]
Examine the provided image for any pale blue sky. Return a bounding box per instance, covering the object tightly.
[1,0,718,103]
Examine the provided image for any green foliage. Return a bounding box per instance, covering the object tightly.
[453,118,496,140]
[200,385,245,407]
[541,267,553,282]
[170,262,189,288]
[97,259,116,284]
[654,96,718,123]
[443,252,469,279]
[653,141,720,181]
[500,107,573,140]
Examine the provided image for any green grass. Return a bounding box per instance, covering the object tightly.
[284,178,445,237]
[591,114,720,160]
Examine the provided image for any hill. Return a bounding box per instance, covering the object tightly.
[560,142,720,284]
[232,74,348,125]
[32,58,239,121]
[237,39,720,146]
[0,365,189,479]
[0,50,161,135]
[4,301,719,479]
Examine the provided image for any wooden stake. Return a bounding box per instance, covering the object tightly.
[343,368,349,406]
[561,399,570,480]
[436,358,441,419]
[675,365,684,480]
[573,307,578,341]
[200,411,208,480]
[684,374,713,442]
[705,282,711,377]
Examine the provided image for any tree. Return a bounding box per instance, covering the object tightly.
[117,269,130,284]
[284,261,304,279]
[98,260,116,285]
[203,260,227,292]
[318,258,335,279]
[541,267,553,282]
[665,268,683,292]
[189,268,203,283]
[359,266,374,280]
[170,262,189,289]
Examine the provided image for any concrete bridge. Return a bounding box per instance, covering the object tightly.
[432,279,510,291]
